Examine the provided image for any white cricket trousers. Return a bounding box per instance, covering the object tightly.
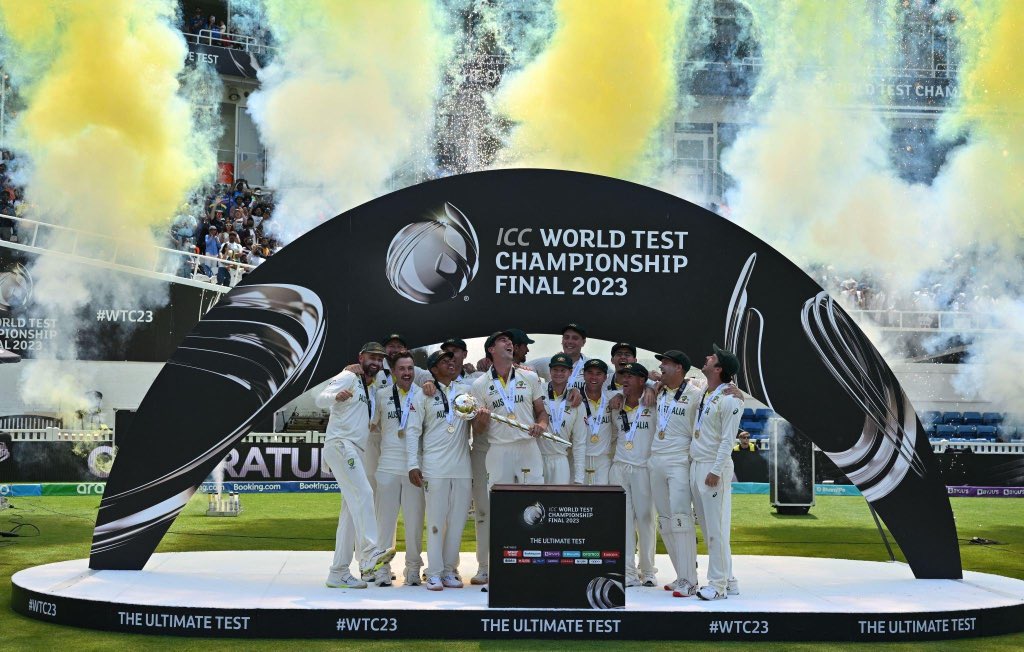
[423,477,472,577]
[690,458,734,592]
[364,432,380,493]
[322,439,380,574]
[471,446,489,573]
[542,454,570,484]
[485,439,545,488]
[374,470,425,572]
[584,454,612,485]
[648,455,697,586]
[610,461,656,579]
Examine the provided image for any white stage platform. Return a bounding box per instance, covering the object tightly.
[12,551,1024,641]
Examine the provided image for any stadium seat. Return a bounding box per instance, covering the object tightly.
[921,411,942,427]
[954,425,977,437]
[941,411,963,425]
[982,412,1004,425]
[975,425,997,441]
[754,408,772,421]
[934,424,956,438]
[740,421,763,434]
[743,408,754,419]
[962,411,982,425]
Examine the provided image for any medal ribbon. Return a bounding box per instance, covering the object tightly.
[656,384,686,434]
[619,405,643,445]
[546,384,567,434]
[362,376,375,420]
[430,374,456,426]
[567,356,586,388]
[695,383,729,434]
[392,384,416,430]
[585,394,607,435]
[491,367,517,416]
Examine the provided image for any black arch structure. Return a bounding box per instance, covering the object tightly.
[90,169,961,579]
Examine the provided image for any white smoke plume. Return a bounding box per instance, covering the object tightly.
[246,1,449,243]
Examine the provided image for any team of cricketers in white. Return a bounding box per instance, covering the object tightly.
[318,328,744,600]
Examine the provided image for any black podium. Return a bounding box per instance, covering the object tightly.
[489,484,626,609]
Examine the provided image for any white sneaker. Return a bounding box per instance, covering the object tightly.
[360,571,374,583]
[625,575,642,588]
[441,573,464,588]
[663,579,678,592]
[672,580,697,598]
[727,577,740,595]
[404,569,422,586]
[470,570,489,585]
[425,575,443,591]
[640,572,657,587]
[374,566,392,587]
[326,571,368,589]
[359,547,397,575]
[697,585,726,601]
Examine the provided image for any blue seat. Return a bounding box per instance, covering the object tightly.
[934,424,956,438]
[921,411,942,426]
[982,412,1004,425]
[954,424,977,437]
[743,408,755,419]
[740,421,763,433]
[962,411,983,425]
[941,411,963,425]
[754,408,772,421]
[975,425,997,441]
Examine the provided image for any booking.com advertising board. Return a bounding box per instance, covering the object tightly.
[90,169,960,579]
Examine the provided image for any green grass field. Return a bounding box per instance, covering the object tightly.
[1,493,1022,651]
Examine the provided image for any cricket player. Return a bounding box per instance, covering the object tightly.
[407,349,475,591]
[371,351,425,586]
[526,323,588,389]
[316,342,396,589]
[471,330,549,487]
[540,353,588,484]
[691,345,744,601]
[579,359,619,485]
[609,362,658,587]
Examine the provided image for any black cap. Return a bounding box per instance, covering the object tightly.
[382,333,407,347]
[610,342,637,356]
[583,359,608,373]
[549,353,573,369]
[713,344,740,376]
[427,349,454,369]
[619,362,649,379]
[360,342,386,355]
[484,330,514,351]
[507,328,535,345]
[655,350,692,369]
[442,337,468,351]
[561,323,587,338]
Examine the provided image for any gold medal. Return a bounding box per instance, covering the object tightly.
[590,435,599,443]
[693,429,700,439]
[447,424,456,434]
[658,430,665,440]
[624,441,634,450]
[507,413,517,422]
[398,429,405,439]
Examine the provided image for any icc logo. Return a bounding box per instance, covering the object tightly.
[522,501,545,526]
[386,202,480,304]
[0,263,33,313]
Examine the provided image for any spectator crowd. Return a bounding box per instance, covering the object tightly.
[170,178,278,287]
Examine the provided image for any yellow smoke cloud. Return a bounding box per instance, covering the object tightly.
[0,0,204,237]
[497,0,682,180]
[248,0,446,240]
[935,0,1024,252]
